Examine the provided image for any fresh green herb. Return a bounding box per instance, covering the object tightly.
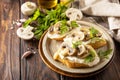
[84,50,95,63]
[98,49,112,58]
[22,0,74,40]
[89,27,99,38]
[70,21,79,28]
[84,55,94,63]
[72,41,82,48]
[91,37,102,43]
[60,20,69,34]
[23,9,41,28]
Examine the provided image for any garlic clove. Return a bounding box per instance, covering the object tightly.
[21,51,32,59]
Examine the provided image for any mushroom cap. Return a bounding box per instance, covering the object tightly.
[77,45,90,58]
[65,8,83,21]
[48,21,69,40]
[21,2,37,16]
[64,28,85,42]
[16,26,34,40]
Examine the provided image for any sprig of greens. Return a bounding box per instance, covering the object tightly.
[98,49,112,58]
[89,27,99,38]
[70,21,79,28]
[84,50,95,63]
[60,20,69,34]
[72,41,82,48]
[84,55,94,63]
[23,4,69,39]
[23,9,41,28]
[60,20,79,34]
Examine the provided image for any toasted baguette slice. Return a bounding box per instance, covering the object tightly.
[53,45,100,68]
[57,56,89,68]
[88,38,107,49]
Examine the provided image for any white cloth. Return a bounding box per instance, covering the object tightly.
[78,0,120,42]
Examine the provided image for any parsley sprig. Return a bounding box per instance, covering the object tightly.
[98,49,112,58]
[70,21,79,28]
[23,4,68,39]
[72,41,82,48]
[84,50,95,63]
[89,27,99,38]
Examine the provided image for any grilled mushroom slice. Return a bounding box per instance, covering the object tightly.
[80,27,91,41]
[53,42,76,60]
[65,8,83,21]
[48,21,69,40]
[62,45,100,68]
[64,28,85,42]
[16,25,34,40]
[77,45,90,58]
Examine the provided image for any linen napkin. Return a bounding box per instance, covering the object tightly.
[77,0,120,42]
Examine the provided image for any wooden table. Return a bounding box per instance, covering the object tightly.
[0,0,120,80]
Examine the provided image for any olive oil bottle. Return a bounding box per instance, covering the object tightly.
[38,0,58,9]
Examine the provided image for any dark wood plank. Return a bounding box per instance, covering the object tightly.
[0,0,20,80]
[20,0,60,80]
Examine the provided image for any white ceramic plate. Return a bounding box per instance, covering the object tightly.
[39,21,115,77]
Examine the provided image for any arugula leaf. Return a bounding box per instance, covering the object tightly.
[98,49,112,58]
[89,27,99,38]
[72,41,82,48]
[70,21,79,28]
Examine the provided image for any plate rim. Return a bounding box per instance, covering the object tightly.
[38,21,115,77]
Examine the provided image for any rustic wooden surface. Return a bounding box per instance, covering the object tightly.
[0,0,120,80]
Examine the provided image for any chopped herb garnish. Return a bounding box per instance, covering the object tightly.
[98,49,112,58]
[84,50,95,63]
[72,41,82,48]
[70,21,79,28]
[89,27,99,38]
[60,21,69,34]
[84,55,94,63]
